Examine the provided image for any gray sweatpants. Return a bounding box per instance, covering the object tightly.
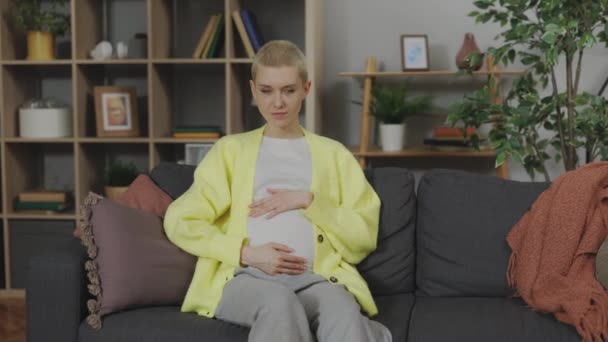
[215,267,392,342]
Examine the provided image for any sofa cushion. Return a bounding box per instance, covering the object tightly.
[79,193,196,328]
[114,174,174,217]
[416,169,549,297]
[77,294,414,342]
[358,168,417,295]
[372,293,415,342]
[78,306,249,342]
[149,163,196,199]
[407,297,579,342]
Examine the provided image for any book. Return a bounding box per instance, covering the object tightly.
[202,14,221,58]
[423,138,477,147]
[192,15,218,58]
[172,126,222,133]
[18,191,69,203]
[433,126,477,138]
[172,132,222,139]
[205,14,225,58]
[15,201,71,211]
[240,9,264,52]
[231,10,255,58]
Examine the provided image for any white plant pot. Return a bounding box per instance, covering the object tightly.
[380,123,405,152]
[19,108,72,138]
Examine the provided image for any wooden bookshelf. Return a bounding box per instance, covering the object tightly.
[0,0,324,290]
[341,56,526,178]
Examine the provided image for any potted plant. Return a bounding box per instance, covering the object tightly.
[448,0,608,181]
[9,0,70,60]
[104,160,139,200]
[371,85,433,151]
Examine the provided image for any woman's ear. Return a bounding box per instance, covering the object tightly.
[303,80,311,96]
[249,79,256,99]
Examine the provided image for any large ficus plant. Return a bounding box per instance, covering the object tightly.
[447,0,608,181]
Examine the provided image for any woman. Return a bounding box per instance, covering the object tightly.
[164,40,391,342]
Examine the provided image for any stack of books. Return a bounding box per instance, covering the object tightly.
[423,126,483,148]
[172,126,223,139]
[192,13,225,59]
[231,8,265,58]
[15,190,71,212]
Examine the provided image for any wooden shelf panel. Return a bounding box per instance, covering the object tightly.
[351,145,496,158]
[3,138,74,143]
[5,212,76,220]
[154,138,219,144]
[75,59,148,65]
[0,289,25,299]
[1,60,73,66]
[339,70,527,77]
[229,58,254,64]
[152,58,228,64]
[78,138,149,143]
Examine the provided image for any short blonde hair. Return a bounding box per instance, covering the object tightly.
[251,40,308,83]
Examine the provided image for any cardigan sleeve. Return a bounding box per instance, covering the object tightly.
[163,139,246,267]
[300,146,381,265]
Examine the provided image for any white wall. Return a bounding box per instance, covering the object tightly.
[322,0,608,182]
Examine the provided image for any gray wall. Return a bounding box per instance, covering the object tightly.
[322,0,608,182]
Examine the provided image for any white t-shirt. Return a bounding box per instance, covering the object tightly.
[247,136,315,270]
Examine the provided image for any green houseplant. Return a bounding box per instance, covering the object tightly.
[104,160,139,200]
[447,0,608,181]
[371,85,433,151]
[9,0,70,60]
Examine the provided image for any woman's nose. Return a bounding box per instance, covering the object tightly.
[272,93,284,108]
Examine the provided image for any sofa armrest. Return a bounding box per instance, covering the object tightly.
[26,237,88,342]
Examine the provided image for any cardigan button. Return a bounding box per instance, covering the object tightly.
[329,276,338,283]
[317,234,324,243]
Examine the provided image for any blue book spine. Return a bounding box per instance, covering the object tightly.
[240,9,264,52]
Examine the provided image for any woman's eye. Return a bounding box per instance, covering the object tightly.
[261,89,271,94]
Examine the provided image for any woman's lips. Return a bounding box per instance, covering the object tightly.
[272,112,287,118]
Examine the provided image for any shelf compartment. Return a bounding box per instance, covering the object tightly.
[0,0,72,60]
[74,0,147,60]
[150,0,225,59]
[229,0,305,58]
[5,143,75,215]
[74,64,149,138]
[77,143,149,201]
[150,63,226,138]
[153,141,215,167]
[2,65,72,138]
[9,220,75,289]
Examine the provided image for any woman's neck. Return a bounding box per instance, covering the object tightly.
[263,125,304,139]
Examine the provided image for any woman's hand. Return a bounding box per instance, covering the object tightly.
[249,188,313,219]
[240,243,308,275]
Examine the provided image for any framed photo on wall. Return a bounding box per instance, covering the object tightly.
[94,86,140,137]
[401,34,430,71]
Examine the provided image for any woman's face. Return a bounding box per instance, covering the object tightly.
[250,65,310,136]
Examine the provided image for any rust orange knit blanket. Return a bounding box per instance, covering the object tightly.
[507,162,608,341]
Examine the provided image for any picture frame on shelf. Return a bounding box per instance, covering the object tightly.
[184,143,214,166]
[94,86,140,137]
[401,34,430,71]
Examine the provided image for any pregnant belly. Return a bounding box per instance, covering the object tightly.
[247,210,316,268]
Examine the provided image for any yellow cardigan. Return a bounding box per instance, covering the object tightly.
[163,125,381,318]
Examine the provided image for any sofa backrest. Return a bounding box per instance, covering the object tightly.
[150,163,418,296]
[358,167,417,296]
[415,169,550,297]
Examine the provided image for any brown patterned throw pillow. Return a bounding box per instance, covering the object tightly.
[79,192,196,329]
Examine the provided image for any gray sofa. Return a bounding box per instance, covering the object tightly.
[26,164,580,342]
